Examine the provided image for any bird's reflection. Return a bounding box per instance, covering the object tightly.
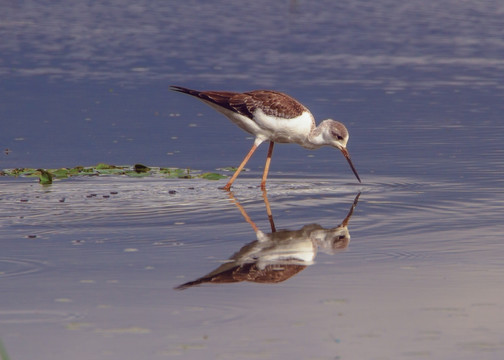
[175,192,360,290]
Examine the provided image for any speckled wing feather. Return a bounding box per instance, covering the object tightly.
[170,86,307,120]
[231,90,307,119]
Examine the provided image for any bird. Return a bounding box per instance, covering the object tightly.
[170,86,361,190]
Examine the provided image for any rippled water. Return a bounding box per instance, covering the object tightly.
[2,175,503,359]
[1,0,504,359]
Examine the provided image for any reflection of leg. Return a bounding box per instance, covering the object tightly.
[260,141,275,190]
[262,190,276,233]
[222,143,259,191]
[227,192,259,232]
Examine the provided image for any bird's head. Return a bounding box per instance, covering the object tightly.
[322,120,349,149]
[322,120,361,183]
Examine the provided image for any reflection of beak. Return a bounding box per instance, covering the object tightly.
[340,148,361,183]
[341,192,360,226]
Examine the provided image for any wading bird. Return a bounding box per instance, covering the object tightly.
[171,86,361,190]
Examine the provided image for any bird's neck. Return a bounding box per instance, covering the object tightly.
[305,124,328,149]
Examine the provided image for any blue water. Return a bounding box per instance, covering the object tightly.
[1,1,504,359]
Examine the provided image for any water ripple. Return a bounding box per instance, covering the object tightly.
[0,310,81,324]
[0,258,47,279]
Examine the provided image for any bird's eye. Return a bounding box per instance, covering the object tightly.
[331,131,344,141]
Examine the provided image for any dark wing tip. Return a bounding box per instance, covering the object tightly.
[171,86,245,116]
[169,85,184,92]
[170,85,198,95]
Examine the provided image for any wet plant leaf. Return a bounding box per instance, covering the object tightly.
[74,166,93,174]
[199,172,227,180]
[5,168,37,177]
[96,168,126,175]
[95,163,116,170]
[51,168,70,179]
[160,167,192,178]
[125,170,151,177]
[36,169,53,184]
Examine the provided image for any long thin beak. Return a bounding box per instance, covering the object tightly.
[340,148,361,183]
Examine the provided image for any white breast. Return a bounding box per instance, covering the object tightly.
[253,109,315,145]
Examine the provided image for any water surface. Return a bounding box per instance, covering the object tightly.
[1,1,504,359]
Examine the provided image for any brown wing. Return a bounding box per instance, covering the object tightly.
[232,90,307,119]
[170,86,307,119]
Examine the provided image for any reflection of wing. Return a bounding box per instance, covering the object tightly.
[174,263,306,290]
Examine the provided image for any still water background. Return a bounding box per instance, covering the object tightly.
[1,1,504,359]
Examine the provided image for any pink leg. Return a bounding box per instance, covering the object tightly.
[222,143,259,191]
[260,141,275,190]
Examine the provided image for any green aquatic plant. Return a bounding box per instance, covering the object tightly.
[95,163,116,170]
[200,172,227,180]
[1,163,228,183]
[160,167,191,178]
[35,169,53,184]
[49,168,69,178]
